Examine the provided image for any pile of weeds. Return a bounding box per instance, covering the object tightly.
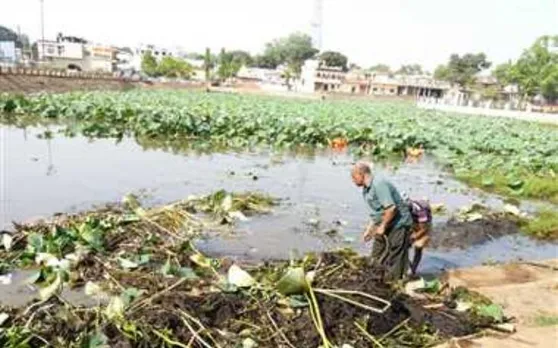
[0,195,507,348]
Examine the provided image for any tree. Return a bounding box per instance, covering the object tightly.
[349,63,361,70]
[396,64,423,75]
[0,25,29,49]
[319,51,348,71]
[217,48,242,81]
[203,48,215,82]
[141,51,159,77]
[183,52,205,60]
[253,54,279,69]
[509,35,558,101]
[229,50,253,67]
[433,64,450,81]
[256,32,318,75]
[368,64,391,73]
[434,53,491,87]
[157,56,193,78]
[492,61,514,85]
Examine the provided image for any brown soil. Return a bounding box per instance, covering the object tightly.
[437,260,558,348]
[432,217,520,249]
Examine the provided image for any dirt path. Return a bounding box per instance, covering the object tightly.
[437,259,558,347]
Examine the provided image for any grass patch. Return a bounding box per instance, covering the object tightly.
[521,210,558,239]
[456,171,558,204]
[533,313,558,327]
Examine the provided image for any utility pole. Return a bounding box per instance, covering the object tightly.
[311,0,323,51]
[40,0,45,61]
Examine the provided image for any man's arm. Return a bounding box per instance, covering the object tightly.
[362,220,375,242]
[375,205,396,235]
[374,180,398,235]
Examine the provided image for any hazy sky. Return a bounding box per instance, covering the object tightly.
[1,0,557,70]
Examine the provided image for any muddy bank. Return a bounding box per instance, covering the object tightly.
[431,216,521,249]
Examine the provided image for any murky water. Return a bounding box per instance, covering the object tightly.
[1,125,556,275]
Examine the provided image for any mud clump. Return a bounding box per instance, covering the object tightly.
[432,217,520,249]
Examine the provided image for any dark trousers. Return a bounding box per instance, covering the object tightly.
[371,226,410,280]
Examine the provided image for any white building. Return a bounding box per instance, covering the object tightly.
[0,41,17,66]
[37,39,84,62]
[84,44,115,72]
[297,59,346,93]
[128,44,177,72]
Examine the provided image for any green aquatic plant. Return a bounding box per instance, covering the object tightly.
[1,90,557,202]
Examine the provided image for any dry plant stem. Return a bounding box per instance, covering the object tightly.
[180,316,215,348]
[129,277,187,312]
[179,309,222,348]
[354,321,386,348]
[314,288,391,314]
[152,328,190,348]
[306,288,332,348]
[31,333,51,346]
[379,317,410,341]
[266,311,296,348]
[321,263,344,278]
[93,256,126,291]
[24,303,55,329]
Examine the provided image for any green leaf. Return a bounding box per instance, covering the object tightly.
[242,337,258,348]
[189,253,212,268]
[104,296,125,320]
[25,270,42,284]
[2,234,13,251]
[160,258,172,276]
[287,295,309,308]
[118,258,138,270]
[86,332,110,348]
[423,279,441,293]
[121,287,144,305]
[79,224,104,251]
[507,179,524,190]
[137,254,151,266]
[26,233,44,254]
[0,312,9,326]
[276,267,308,296]
[217,281,239,293]
[481,177,494,187]
[176,267,199,280]
[477,303,504,323]
[227,264,256,288]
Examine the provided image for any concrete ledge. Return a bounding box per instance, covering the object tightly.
[0,66,121,80]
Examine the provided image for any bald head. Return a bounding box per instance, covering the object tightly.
[353,161,371,175]
[351,161,373,187]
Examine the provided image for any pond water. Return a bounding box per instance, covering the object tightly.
[1,125,556,275]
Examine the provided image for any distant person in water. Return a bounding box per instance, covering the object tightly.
[351,162,412,280]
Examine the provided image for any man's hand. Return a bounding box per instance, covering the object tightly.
[362,222,375,242]
[363,229,374,242]
[375,224,386,236]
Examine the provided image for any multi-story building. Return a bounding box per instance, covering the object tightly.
[298,60,346,93]
[84,44,115,72]
[128,44,177,73]
[35,34,115,73]
[36,38,84,70]
[339,69,450,98]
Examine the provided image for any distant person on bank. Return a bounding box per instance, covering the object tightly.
[351,162,412,280]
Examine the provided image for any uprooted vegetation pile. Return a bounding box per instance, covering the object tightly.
[0,193,508,347]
